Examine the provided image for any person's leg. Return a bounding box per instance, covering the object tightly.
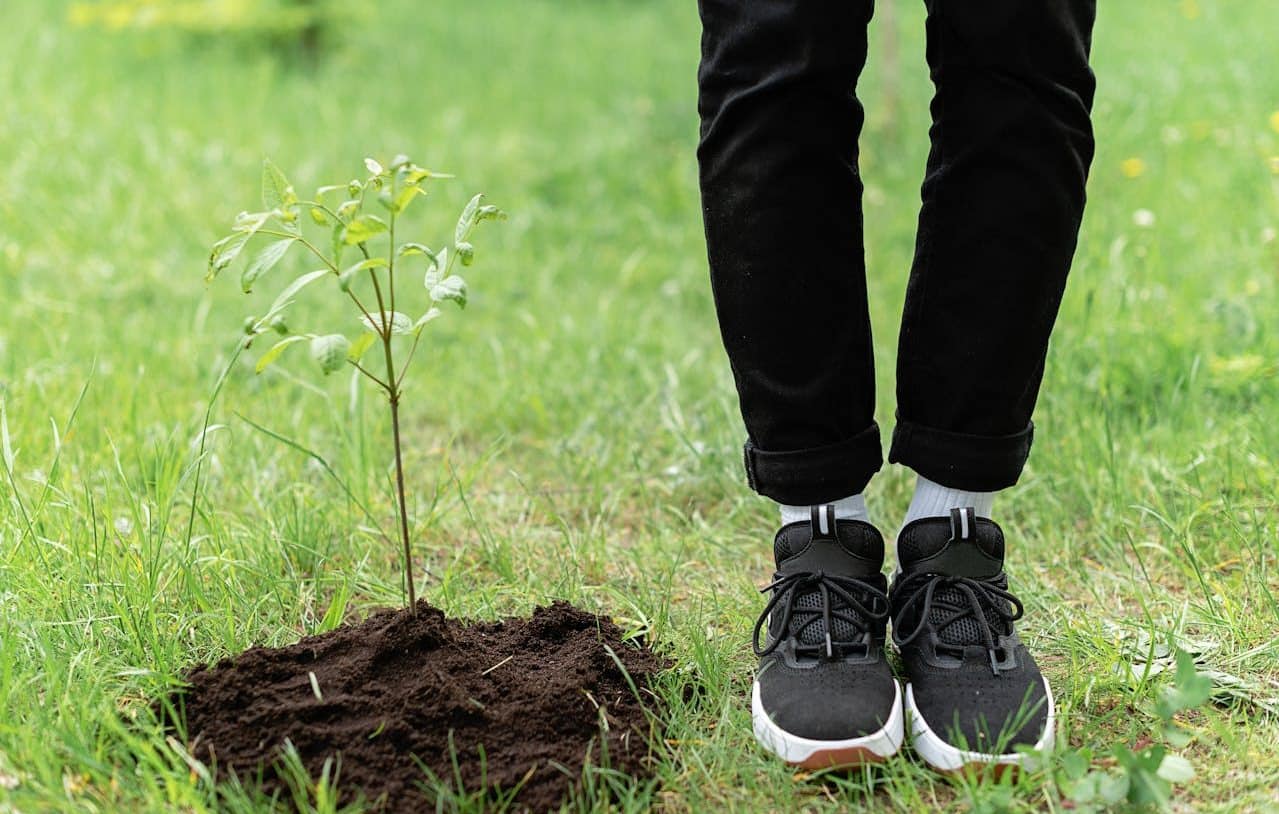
[698,0,881,509]
[887,0,1096,772]
[890,0,1096,491]
[697,0,902,768]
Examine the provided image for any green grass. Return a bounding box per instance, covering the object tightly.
[2,0,1278,810]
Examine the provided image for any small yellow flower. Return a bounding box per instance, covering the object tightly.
[66,3,94,26]
[1181,0,1201,20]
[1245,279,1261,296]
[1120,158,1146,179]
[104,4,136,30]
[1269,111,1279,134]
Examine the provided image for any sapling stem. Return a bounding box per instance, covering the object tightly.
[388,391,416,611]
[383,198,416,612]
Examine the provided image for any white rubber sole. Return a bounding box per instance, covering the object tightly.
[904,677,1055,775]
[751,678,905,768]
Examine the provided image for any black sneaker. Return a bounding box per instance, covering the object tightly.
[890,508,1054,774]
[751,505,904,768]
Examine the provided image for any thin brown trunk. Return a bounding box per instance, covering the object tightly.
[389,392,416,612]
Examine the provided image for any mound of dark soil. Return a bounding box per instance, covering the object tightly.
[165,601,666,812]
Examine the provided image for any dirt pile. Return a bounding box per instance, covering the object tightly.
[165,600,666,812]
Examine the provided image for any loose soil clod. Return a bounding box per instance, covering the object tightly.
[163,600,666,812]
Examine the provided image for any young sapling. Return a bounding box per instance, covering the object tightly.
[206,156,503,613]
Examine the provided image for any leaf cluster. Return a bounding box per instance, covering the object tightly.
[207,156,503,388]
[1057,648,1213,811]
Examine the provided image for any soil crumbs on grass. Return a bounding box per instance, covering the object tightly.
[167,601,666,812]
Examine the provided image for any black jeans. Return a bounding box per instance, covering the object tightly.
[697,0,1096,505]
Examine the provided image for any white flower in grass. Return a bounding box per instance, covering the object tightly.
[1132,209,1156,228]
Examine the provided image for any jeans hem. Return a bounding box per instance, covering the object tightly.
[888,419,1033,491]
[744,423,883,505]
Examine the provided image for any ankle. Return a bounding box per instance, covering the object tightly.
[778,494,870,527]
[898,475,996,552]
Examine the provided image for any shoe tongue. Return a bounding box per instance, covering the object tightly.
[773,513,884,578]
[896,508,1004,579]
[771,511,885,651]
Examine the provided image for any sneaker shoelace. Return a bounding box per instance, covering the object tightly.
[892,572,1025,675]
[752,570,889,661]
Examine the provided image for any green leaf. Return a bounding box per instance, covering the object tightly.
[1069,771,1128,806]
[347,331,377,363]
[1099,772,1130,805]
[267,269,330,319]
[310,334,352,375]
[338,257,389,291]
[390,184,422,214]
[413,307,442,333]
[342,215,388,245]
[424,247,448,288]
[316,184,346,201]
[455,193,483,244]
[404,165,452,185]
[398,242,435,260]
[255,335,306,373]
[1158,649,1213,721]
[207,210,275,281]
[1059,749,1092,781]
[207,231,251,281]
[430,275,467,308]
[1156,754,1195,784]
[262,159,297,212]
[336,199,360,220]
[1164,724,1193,748]
[1114,745,1170,806]
[358,311,413,335]
[241,238,295,293]
[232,210,272,232]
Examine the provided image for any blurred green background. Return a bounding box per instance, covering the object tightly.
[1,0,1278,811]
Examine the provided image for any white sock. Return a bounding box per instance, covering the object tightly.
[901,475,995,529]
[779,494,869,527]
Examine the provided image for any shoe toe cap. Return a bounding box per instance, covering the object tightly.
[911,669,1050,752]
[759,664,898,741]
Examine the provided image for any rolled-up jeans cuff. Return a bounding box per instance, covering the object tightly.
[887,418,1033,491]
[743,423,883,505]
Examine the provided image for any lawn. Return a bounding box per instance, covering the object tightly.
[2,0,1278,811]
